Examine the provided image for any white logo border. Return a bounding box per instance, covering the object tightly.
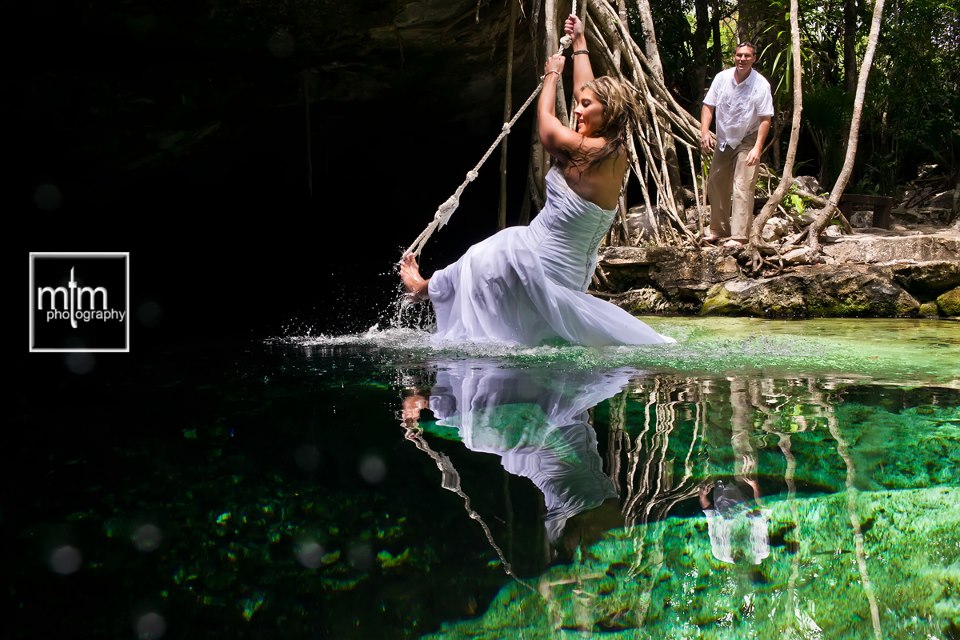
[29,251,131,353]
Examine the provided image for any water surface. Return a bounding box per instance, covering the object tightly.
[10,317,960,639]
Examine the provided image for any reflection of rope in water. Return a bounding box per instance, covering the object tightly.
[398,418,541,599]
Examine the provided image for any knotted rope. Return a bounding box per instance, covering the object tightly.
[404,4,578,258]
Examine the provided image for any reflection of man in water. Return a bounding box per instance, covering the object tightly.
[700,377,771,565]
[402,361,632,560]
[699,479,770,565]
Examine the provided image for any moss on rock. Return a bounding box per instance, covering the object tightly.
[699,283,741,316]
[937,287,960,316]
[919,301,941,317]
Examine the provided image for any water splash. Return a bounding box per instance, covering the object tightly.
[272,312,960,388]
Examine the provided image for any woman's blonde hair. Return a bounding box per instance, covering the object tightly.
[557,75,642,173]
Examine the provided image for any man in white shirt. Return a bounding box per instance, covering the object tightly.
[700,42,774,245]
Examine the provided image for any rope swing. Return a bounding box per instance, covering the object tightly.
[404,1,578,258]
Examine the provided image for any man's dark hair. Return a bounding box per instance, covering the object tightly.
[736,41,757,55]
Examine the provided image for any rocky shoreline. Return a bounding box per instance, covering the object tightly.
[597,227,960,319]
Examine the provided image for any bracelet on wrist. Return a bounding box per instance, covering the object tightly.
[572,49,589,56]
[545,70,561,79]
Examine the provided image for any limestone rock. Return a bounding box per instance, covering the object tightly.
[891,260,960,299]
[782,246,814,264]
[849,210,875,228]
[432,487,960,640]
[597,222,957,319]
[612,287,697,315]
[793,175,823,194]
[761,217,790,242]
[624,206,660,244]
[822,232,960,264]
[599,246,740,303]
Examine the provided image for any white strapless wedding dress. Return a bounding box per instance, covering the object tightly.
[427,166,675,346]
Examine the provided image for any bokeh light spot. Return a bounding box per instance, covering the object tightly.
[49,545,82,575]
[134,611,166,639]
[294,538,324,569]
[33,183,63,211]
[137,300,163,328]
[294,443,321,472]
[132,523,163,552]
[358,454,387,484]
[64,352,96,375]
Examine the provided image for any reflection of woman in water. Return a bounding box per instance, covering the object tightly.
[400,16,674,347]
[402,359,633,560]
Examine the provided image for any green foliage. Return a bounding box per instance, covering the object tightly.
[786,191,805,215]
[632,0,697,92]
[642,0,958,191]
[803,84,852,184]
[862,0,960,187]
[638,0,740,100]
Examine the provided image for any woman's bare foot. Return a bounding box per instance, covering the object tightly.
[400,254,430,301]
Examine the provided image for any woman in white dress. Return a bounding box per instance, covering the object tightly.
[401,16,674,347]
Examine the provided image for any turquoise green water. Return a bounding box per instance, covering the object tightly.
[293,317,959,638]
[11,318,960,638]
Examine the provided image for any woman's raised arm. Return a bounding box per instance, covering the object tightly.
[537,53,575,155]
[565,15,594,101]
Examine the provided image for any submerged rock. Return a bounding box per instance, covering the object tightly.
[427,487,960,639]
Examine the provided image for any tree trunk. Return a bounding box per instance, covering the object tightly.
[614,0,626,67]
[691,0,710,98]
[807,0,887,252]
[498,0,520,231]
[746,0,803,271]
[544,0,567,122]
[843,0,858,94]
[634,0,685,211]
[737,0,761,41]
[710,0,723,74]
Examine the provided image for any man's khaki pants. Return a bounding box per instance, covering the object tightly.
[706,134,759,240]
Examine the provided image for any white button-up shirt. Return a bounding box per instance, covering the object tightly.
[704,68,774,151]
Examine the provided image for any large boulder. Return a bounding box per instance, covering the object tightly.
[891,261,960,300]
[700,265,921,318]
